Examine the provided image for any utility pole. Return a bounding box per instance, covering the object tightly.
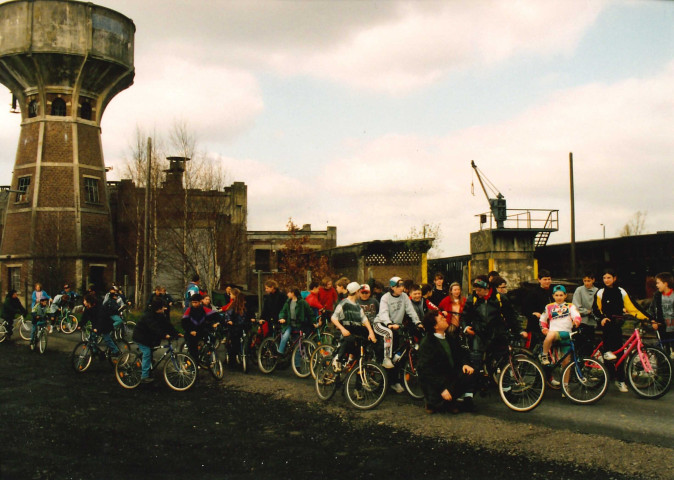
[142,137,152,308]
[569,152,577,279]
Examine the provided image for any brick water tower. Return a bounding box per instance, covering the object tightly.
[0,0,134,294]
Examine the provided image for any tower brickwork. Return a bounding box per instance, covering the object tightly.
[0,0,135,294]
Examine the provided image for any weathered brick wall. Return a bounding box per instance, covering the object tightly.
[15,123,39,166]
[37,166,74,208]
[0,211,31,255]
[80,212,114,254]
[43,122,73,163]
[34,211,77,255]
[77,123,103,167]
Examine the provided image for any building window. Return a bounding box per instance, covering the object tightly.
[80,100,92,120]
[84,177,100,204]
[28,100,38,118]
[8,267,21,293]
[15,176,30,202]
[51,98,66,116]
[254,249,270,271]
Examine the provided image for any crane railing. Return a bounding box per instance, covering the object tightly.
[475,209,559,231]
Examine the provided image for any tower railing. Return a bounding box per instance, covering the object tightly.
[475,209,559,232]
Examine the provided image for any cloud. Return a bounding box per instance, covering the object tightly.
[101,1,607,95]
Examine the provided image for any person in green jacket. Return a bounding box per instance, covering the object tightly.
[277,288,314,355]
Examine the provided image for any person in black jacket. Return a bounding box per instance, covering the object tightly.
[522,269,553,350]
[78,293,121,356]
[1,289,27,341]
[649,272,673,359]
[260,280,285,336]
[181,294,219,360]
[133,298,179,383]
[417,310,475,414]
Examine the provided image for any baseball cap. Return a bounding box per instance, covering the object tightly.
[360,284,371,293]
[346,282,361,294]
[389,276,403,288]
[553,285,566,294]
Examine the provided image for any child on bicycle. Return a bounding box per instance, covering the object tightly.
[47,293,70,332]
[78,293,122,357]
[331,282,377,372]
[30,297,49,350]
[133,298,179,383]
[538,285,581,365]
[181,293,220,360]
[649,272,674,359]
[592,269,649,392]
[223,288,250,359]
[1,289,27,342]
[277,288,314,356]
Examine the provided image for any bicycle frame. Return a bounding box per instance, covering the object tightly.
[592,326,653,372]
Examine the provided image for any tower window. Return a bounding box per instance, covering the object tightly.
[80,100,92,120]
[51,98,66,116]
[84,177,100,204]
[15,176,30,202]
[28,100,38,118]
[8,267,21,293]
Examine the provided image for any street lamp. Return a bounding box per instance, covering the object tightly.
[600,223,605,239]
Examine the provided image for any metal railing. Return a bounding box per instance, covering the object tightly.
[476,209,559,231]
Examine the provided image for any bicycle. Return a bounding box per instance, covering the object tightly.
[389,322,424,400]
[17,315,32,341]
[29,319,49,354]
[533,331,609,405]
[49,306,79,334]
[70,331,130,373]
[115,338,197,391]
[314,338,388,410]
[192,330,225,380]
[307,312,336,347]
[0,319,9,342]
[590,316,672,399]
[257,325,317,378]
[112,306,136,344]
[222,322,257,374]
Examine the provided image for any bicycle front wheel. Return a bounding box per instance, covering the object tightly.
[240,339,249,374]
[257,337,279,374]
[164,353,197,391]
[107,340,131,367]
[499,356,545,412]
[38,328,47,354]
[310,344,335,379]
[0,322,7,342]
[291,339,316,378]
[562,358,608,404]
[402,349,424,400]
[71,342,93,373]
[60,315,78,334]
[345,362,388,410]
[18,316,32,341]
[315,354,338,401]
[115,352,142,389]
[627,347,672,399]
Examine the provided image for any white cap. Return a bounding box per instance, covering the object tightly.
[346,281,361,294]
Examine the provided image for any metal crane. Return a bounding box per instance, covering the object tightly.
[471,160,507,229]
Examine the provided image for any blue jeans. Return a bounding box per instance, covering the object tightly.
[137,343,153,379]
[111,315,123,329]
[30,318,46,343]
[278,327,295,355]
[101,332,121,355]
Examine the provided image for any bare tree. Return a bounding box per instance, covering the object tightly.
[620,211,648,237]
[396,221,443,258]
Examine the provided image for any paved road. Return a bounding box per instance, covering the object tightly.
[1,330,672,479]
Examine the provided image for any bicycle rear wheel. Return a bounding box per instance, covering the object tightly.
[315,355,338,401]
[291,339,316,378]
[562,358,608,404]
[257,337,279,374]
[499,356,545,412]
[310,344,335,379]
[402,349,424,400]
[627,347,672,399]
[18,316,31,341]
[345,362,388,410]
[60,315,78,334]
[37,328,47,354]
[70,342,93,373]
[164,352,197,391]
[115,352,142,389]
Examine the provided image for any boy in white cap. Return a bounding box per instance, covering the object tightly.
[374,276,422,392]
[331,282,377,372]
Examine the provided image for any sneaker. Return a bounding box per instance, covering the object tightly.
[550,378,561,387]
[381,357,394,369]
[603,351,617,361]
[141,377,155,384]
[615,381,628,393]
[390,383,404,394]
[331,357,342,373]
[539,354,551,366]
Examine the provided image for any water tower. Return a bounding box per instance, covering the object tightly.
[0,0,134,293]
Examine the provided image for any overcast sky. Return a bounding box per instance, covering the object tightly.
[1,0,672,257]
